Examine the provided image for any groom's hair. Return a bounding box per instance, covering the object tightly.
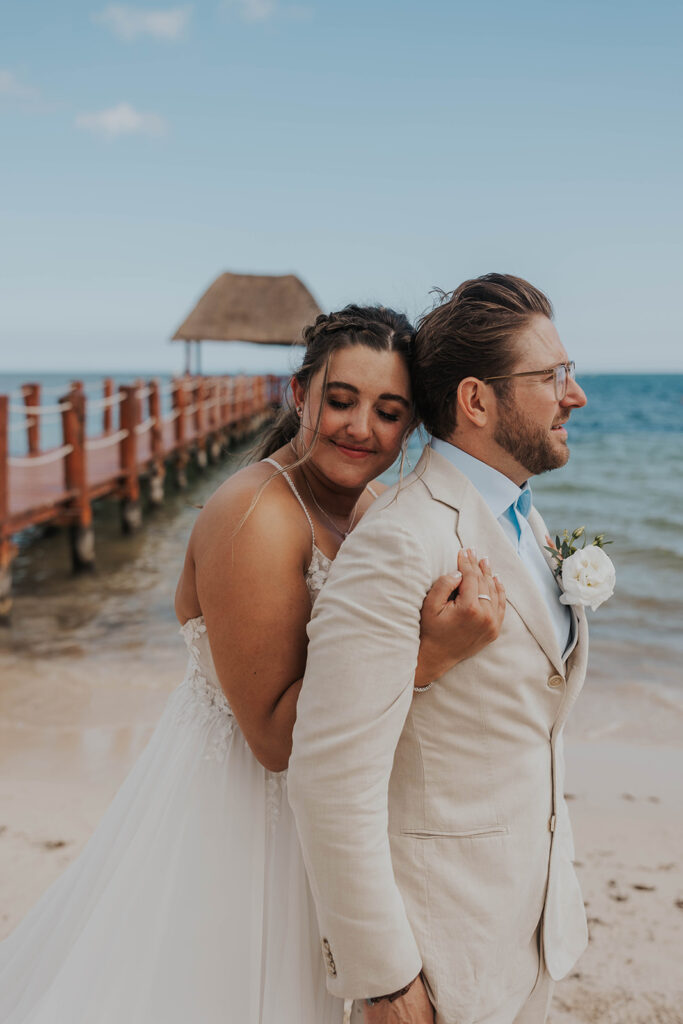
[413,273,553,438]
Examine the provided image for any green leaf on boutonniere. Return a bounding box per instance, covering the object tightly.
[546,527,614,582]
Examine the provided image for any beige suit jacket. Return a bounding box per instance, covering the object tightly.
[288,447,588,1023]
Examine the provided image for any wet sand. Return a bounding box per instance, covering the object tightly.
[1,457,682,1021]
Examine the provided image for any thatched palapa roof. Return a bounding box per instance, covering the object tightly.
[171,272,322,345]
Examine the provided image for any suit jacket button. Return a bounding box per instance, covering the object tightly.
[547,674,564,689]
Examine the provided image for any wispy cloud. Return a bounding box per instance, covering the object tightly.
[0,69,38,100]
[94,5,191,40]
[237,0,276,21]
[75,102,167,139]
[223,0,312,23]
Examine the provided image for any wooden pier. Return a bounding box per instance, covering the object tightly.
[0,374,285,618]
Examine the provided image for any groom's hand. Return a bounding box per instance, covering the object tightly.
[363,973,435,1024]
[415,547,506,686]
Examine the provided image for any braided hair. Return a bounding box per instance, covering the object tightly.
[252,304,415,462]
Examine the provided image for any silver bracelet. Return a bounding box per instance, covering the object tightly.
[413,681,433,693]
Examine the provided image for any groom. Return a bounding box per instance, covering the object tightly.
[288,274,589,1024]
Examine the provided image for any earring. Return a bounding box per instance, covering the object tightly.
[296,407,303,417]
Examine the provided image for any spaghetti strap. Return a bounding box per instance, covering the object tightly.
[367,484,379,499]
[262,457,316,547]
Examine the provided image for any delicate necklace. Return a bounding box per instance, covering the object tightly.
[289,439,363,539]
[305,476,361,538]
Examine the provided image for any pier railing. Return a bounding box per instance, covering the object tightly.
[0,374,287,617]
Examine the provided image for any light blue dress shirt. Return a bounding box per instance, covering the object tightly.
[430,437,573,658]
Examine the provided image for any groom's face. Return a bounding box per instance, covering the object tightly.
[492,315,587,477]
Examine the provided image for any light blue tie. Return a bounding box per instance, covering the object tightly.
[508,486,573,656]
[508,487,532,545]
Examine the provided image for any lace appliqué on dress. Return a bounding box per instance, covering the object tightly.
[177,617,235,762]
[306,546,333,604]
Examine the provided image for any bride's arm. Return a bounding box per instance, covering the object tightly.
[186,472,314,773]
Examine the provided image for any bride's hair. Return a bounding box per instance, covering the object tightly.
[251,304,416,464]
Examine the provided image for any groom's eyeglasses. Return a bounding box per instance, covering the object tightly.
[483,361,576,402]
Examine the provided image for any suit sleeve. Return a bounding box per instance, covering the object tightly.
[287,513,433,999]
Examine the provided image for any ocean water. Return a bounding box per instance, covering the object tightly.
[519,376,683,688]
[1,372,682,693]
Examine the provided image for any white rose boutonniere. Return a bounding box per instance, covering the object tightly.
[545,528,616,611]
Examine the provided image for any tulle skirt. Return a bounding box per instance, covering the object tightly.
[0,670,345,1024]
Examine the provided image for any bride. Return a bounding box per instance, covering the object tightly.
[0,305,504,1024]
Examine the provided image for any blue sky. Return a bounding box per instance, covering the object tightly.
[1,0,682,375]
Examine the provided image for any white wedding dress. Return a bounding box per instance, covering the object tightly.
[0,463,353,1024]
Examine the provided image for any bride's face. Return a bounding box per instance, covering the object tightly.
[294,344,413,490]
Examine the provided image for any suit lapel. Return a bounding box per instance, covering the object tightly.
[418,448,566,675]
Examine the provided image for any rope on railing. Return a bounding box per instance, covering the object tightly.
[85,429,129,451]
[9,401,72,416]
[88,393,125,410]
[7,417,38,433]
[184,403,200,416]
[134,417,156,436]
[161,409,181,423]
[8,445,74,467]
[135,387,152,401]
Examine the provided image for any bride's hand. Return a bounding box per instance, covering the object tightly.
[414,548,506,689]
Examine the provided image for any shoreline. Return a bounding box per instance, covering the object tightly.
[1,643,682,1021]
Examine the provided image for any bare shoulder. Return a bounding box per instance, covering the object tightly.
[189,460,311,566]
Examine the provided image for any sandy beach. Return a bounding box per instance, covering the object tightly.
[1,637,682,1023]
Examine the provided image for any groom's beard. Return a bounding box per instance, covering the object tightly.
[494,396,569,476]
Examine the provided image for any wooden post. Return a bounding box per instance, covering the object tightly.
[148,379,165,506]
[172,380,188,489]
[102,377,114,434]
[23,383,41,455]
[207,380,220,462]
[246,377,255,433]
[0,396,8,538]
[210,380,220,433]
[62,386,95,573]
[195,378,208,469]
[234,376,244,440]
[240,376,248,438]
[119,385,141,533]
[216,377,228,453]
[223,377,234,446]
[256,375,266,428]
[0,395,17,621]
